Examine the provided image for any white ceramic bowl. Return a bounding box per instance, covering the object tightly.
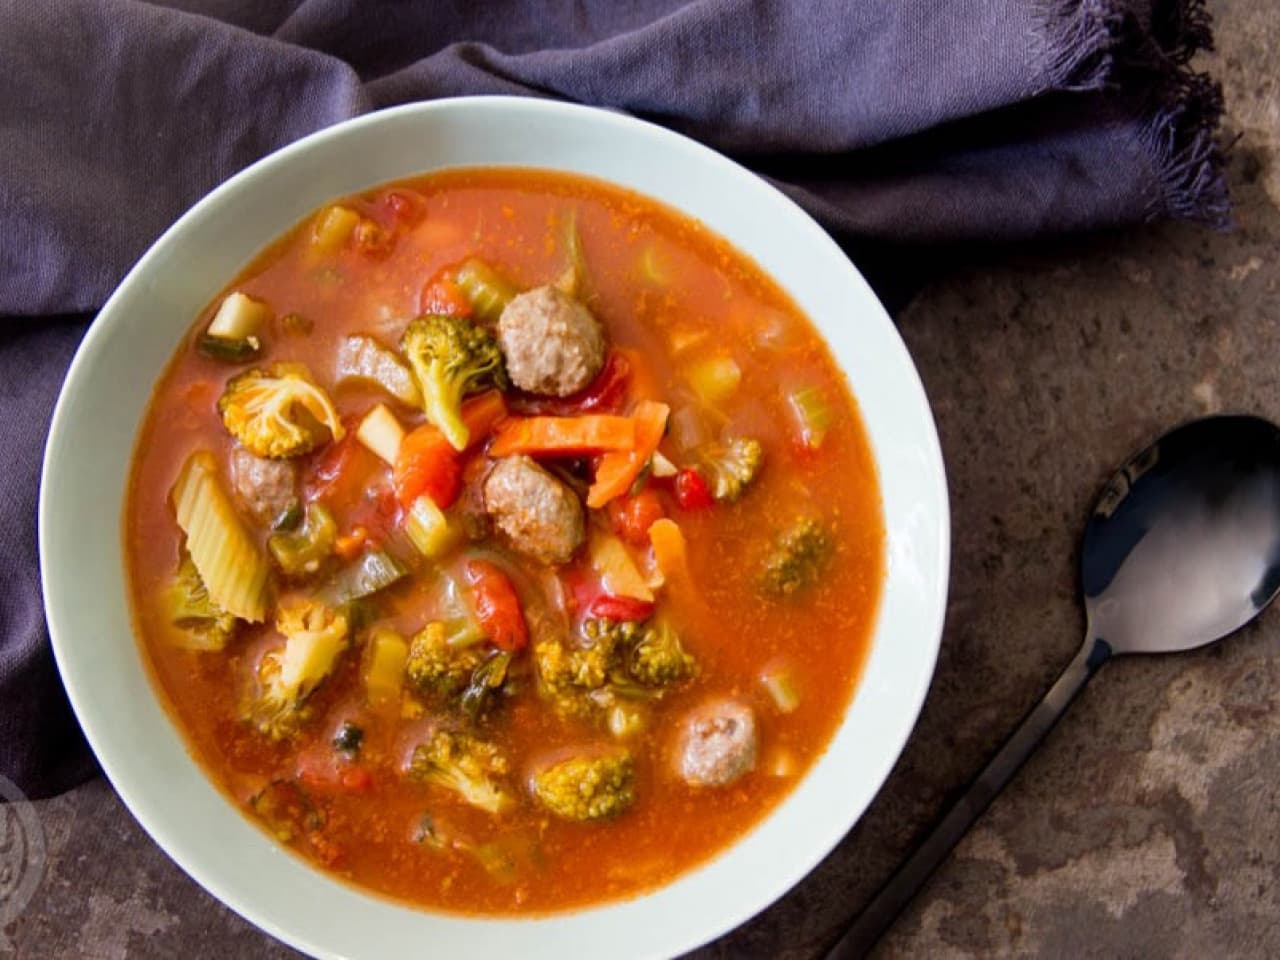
[39,97,949,959]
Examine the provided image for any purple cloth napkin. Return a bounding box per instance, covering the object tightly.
[1,0,1226,799]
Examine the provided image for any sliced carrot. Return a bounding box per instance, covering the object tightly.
[459,389,508,441]
[489,414,636,458]
[586,401,669,508]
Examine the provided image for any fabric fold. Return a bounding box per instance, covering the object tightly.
[0,0,1228,798]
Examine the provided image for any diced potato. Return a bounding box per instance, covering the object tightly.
[312,205,361,255]
[686,354,741,406]
[365,627,409,706]
[650,450,678,478]
[588,529,653,602]
[206,291,270,340]
[356,403,405,465]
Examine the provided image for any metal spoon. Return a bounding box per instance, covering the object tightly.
[828,414,1280,959]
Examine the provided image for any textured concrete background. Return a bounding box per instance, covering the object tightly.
[6,1,1279,956]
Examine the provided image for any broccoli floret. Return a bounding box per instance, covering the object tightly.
[218,362,344,459]
[697,436,763,502]
[165,550,238,651]
[531,753,636,821]
[762,516,833,596]
[406,621,487,697]
[628,620,697,686]
[400,315,509,451]
[249,599,349,739]
[537,620,629,691]
[408,729,513,814]
[535,619,694,729]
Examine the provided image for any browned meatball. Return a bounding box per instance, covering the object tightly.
[497,286,605,396]
[674,699,758,787]
[482,455,585,565]
[229,445,297,525]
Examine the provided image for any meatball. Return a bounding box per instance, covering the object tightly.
[675,699,758,788]
[497,285,605,396]
[482,455,585,565]
[229,445,297,525]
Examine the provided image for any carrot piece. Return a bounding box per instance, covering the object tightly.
[648,517,690,589]
[459,389,508,440]
[489,414,636,458]
[586,401,669,508]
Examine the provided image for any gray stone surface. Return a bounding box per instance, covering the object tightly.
[6,1,1278,956]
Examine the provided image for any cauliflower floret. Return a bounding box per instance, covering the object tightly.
[249,598,349,739]
[530,753,636,821]
[218,362,344,459]
[408,729,513,814]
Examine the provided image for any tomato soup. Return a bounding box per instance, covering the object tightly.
[125,168,884,914]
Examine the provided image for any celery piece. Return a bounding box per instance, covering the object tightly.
[455,259,519,325]
[760,664,800,713]
[405,495,460,559]
[786,385,834,450]
[171,451,271,622]
[268,502,336,577]
[198,333,260,364]
[324,550,408,603]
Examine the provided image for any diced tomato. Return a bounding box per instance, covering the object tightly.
[354,219,392,257]
[394,425,461,509]
[509,351,631,416]
[393,392,508,509]
[673,467,714,510]
[588,593,656,622]
[306,423,381,510]
[608,489,665,546]
[560,567,654,624]
[420,278,473,317]
[346,485,402,546]
[383,190,425,226]
[464,559,528,652]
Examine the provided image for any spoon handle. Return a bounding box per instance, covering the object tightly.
[826,635,1113,959]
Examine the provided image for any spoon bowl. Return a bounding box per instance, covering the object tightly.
[1084,415,1280,655]
[830,414,1280,958]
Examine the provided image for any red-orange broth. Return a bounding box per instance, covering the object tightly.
[126,168,884,914]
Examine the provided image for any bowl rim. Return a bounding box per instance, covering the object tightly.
[39,95,949,959]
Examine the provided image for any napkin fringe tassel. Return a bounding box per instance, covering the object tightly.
[1044,0,1228,227]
